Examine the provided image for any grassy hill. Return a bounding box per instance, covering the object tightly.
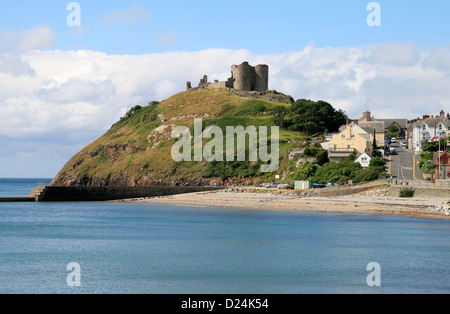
[51,89,306,187]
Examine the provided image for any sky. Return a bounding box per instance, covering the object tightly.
[0,0,450,177]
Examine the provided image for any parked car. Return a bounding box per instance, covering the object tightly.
[312,183,327,189]
[277,184,292,189]
[265,183,280,188]
[326,182,335,186]
[400,142,407,148]
[391,138,397,143]
[389,147,397,155]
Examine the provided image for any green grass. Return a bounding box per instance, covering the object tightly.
[52,89,307,186]
[232,99,268,116]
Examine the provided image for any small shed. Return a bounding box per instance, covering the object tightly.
[295,181,312,190]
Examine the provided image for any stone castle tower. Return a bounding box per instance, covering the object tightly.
[231,62,269,92]
[187,62,269,92]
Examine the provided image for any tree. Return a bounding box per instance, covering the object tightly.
[272,106,289,128]
[388,124,400,135]
[289,99,347,135]
[316,150,329,166]
[369,157,385,168]
[293,162,317,180]
[422,137,450,152]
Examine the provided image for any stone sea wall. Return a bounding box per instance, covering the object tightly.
[37,186,222,202]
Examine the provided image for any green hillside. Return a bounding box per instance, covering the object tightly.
[51,89,308,187]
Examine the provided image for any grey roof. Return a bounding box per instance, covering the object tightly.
[329,152,353,158]
[412,117,448,128]
[378,119,409,129]
[357,120,385,133]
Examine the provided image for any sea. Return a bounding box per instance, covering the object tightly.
[0,178,449,294]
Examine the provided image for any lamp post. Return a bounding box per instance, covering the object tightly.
[438,137,441,180]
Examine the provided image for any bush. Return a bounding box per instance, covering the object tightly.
[399,188,415,198]
[316,150,329,166]
[293,162,317,180]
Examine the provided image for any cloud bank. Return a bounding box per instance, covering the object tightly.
[1,26,450,176]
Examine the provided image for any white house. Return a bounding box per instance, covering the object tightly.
[355,152,372,169]
[411,113,449,152]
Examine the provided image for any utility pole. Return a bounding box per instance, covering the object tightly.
[438,137,441,180]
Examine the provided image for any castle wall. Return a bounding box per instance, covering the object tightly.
[231,62,256,91]
[187,62,269,92]
[254,64,269,92]
[207,81,228,89]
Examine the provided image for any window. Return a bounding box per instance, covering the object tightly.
[351,134,355,138]
[438,124,443,130]
[422,124,426,130]
[342,134,345,138]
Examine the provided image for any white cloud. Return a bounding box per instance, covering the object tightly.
[0,25,56,53]
[99,4,150,25]
[0,25,56,77]
[2,28,450,176]
[2,41,450,139]
[156,30,182,47]
[363,41,420,67]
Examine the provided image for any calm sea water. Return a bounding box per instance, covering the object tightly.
[0,178,449,294]
[0,178,52,197]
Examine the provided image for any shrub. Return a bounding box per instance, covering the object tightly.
[316,150,329,166]
[399,188,415,198]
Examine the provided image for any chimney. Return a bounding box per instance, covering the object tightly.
[440,110,445,117]
[364,111,371,120]
[423,114,429,119]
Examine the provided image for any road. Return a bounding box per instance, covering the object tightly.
[388,142,417,181]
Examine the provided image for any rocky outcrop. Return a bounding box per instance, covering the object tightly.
[229,89,294,104]
[430,201,450,215]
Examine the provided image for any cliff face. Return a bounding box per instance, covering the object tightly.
[51,89,294,187]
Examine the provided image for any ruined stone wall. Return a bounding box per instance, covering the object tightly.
[231,62,256,91]
[187,62,269,92]
[207,81,228,89]
[254,64,269,92]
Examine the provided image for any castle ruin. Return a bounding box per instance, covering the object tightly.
[187,62,269,92]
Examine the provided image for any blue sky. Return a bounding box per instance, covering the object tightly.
[1,0,449,54]
[1,1,450,178]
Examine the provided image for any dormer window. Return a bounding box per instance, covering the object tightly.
[438,123,443,130]
[422,124,427,131]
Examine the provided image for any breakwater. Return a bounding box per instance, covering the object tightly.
[0,197,35,202]
[29,186,223,202]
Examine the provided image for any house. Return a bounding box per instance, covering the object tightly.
[329,124,373,162]
[433,152,450,180]
[378,119,410,135]
[356,111,385,146]
[410,111,449,152]
[355,152,372,169]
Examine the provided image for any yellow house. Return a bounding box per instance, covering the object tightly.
[357,111,385,147]
[329,124,372,162]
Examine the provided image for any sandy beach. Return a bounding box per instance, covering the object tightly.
[124,188,450,219]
